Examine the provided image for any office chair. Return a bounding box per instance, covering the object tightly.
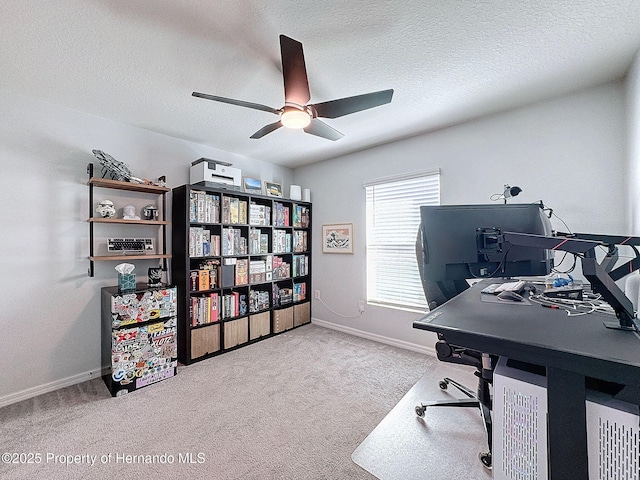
[414,278,495,469]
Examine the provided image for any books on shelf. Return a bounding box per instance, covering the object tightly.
[273,229,292,253]
[272,283,293,307]
[273,202,290,226]
[272,256,291,280]
[292,255,309,277]
[221,291,248,319]
[249,203,271,226]
[190,190,220,223]
[293,282,307,302]
[190,292,219,326]
[249,229,270,254]
[292,205,310,228]
[189,227,221,257]
[222,196,248,225]
[293,231,308,252]
[229,197,239,224]
[249,258,268,283]
[249,289,270,313]
[222,227,247,255]
[239,201,247,225]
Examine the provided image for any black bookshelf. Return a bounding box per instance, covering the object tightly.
[172,184,312,364]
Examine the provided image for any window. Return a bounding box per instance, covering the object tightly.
[365,170,440,310]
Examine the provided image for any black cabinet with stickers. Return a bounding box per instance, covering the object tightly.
[101,285,178,396]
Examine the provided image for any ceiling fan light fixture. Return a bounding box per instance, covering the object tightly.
[192,35,393,140]
[281,108,311,129]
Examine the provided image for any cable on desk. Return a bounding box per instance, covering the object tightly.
[528,293,616,317]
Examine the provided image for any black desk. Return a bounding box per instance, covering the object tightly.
[413,282,640,480]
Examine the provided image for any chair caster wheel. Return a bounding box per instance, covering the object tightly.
[415,405,426,418]
[478,452,492,470]
[439,380,448,390]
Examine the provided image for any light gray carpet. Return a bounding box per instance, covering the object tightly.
[0,324,489,479]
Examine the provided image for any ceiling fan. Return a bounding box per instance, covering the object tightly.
[192,34,394,141]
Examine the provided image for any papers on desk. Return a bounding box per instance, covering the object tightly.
[481,281,526,295]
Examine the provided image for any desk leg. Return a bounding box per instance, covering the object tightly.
[547,367,588,480]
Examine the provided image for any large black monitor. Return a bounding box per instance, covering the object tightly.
[417,203,554,307]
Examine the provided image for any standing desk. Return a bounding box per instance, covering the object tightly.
[413,281,640,480]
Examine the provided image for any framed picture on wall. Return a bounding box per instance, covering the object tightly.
[264,181,283,197]
[322,223,354,254]
[243,177,263,195]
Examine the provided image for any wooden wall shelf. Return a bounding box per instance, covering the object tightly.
[87,163,171,277]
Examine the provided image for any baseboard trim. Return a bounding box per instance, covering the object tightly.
[0,367,108,409]
[311,317,436,357]
[1,323,435,408]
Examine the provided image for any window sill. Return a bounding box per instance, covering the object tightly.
[366,301,428,315]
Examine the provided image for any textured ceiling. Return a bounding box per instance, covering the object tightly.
[2,1,640,168]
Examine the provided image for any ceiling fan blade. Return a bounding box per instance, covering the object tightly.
[250,120,283,139]
[192,92,280,115]
[280,35,311,106]
[303,118,344,141]
[311,89,394,118]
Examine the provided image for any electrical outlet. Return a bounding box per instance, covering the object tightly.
[314,290,320,300]
[358,300,365,312]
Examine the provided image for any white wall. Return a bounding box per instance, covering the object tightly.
[628,49,640,233]
[0,91,293,406]
[294,82,628,352]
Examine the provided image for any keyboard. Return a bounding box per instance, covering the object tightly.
[107,238,154,254]
[481,280,526,295]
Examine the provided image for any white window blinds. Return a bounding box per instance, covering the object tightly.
[365,170,440,310]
